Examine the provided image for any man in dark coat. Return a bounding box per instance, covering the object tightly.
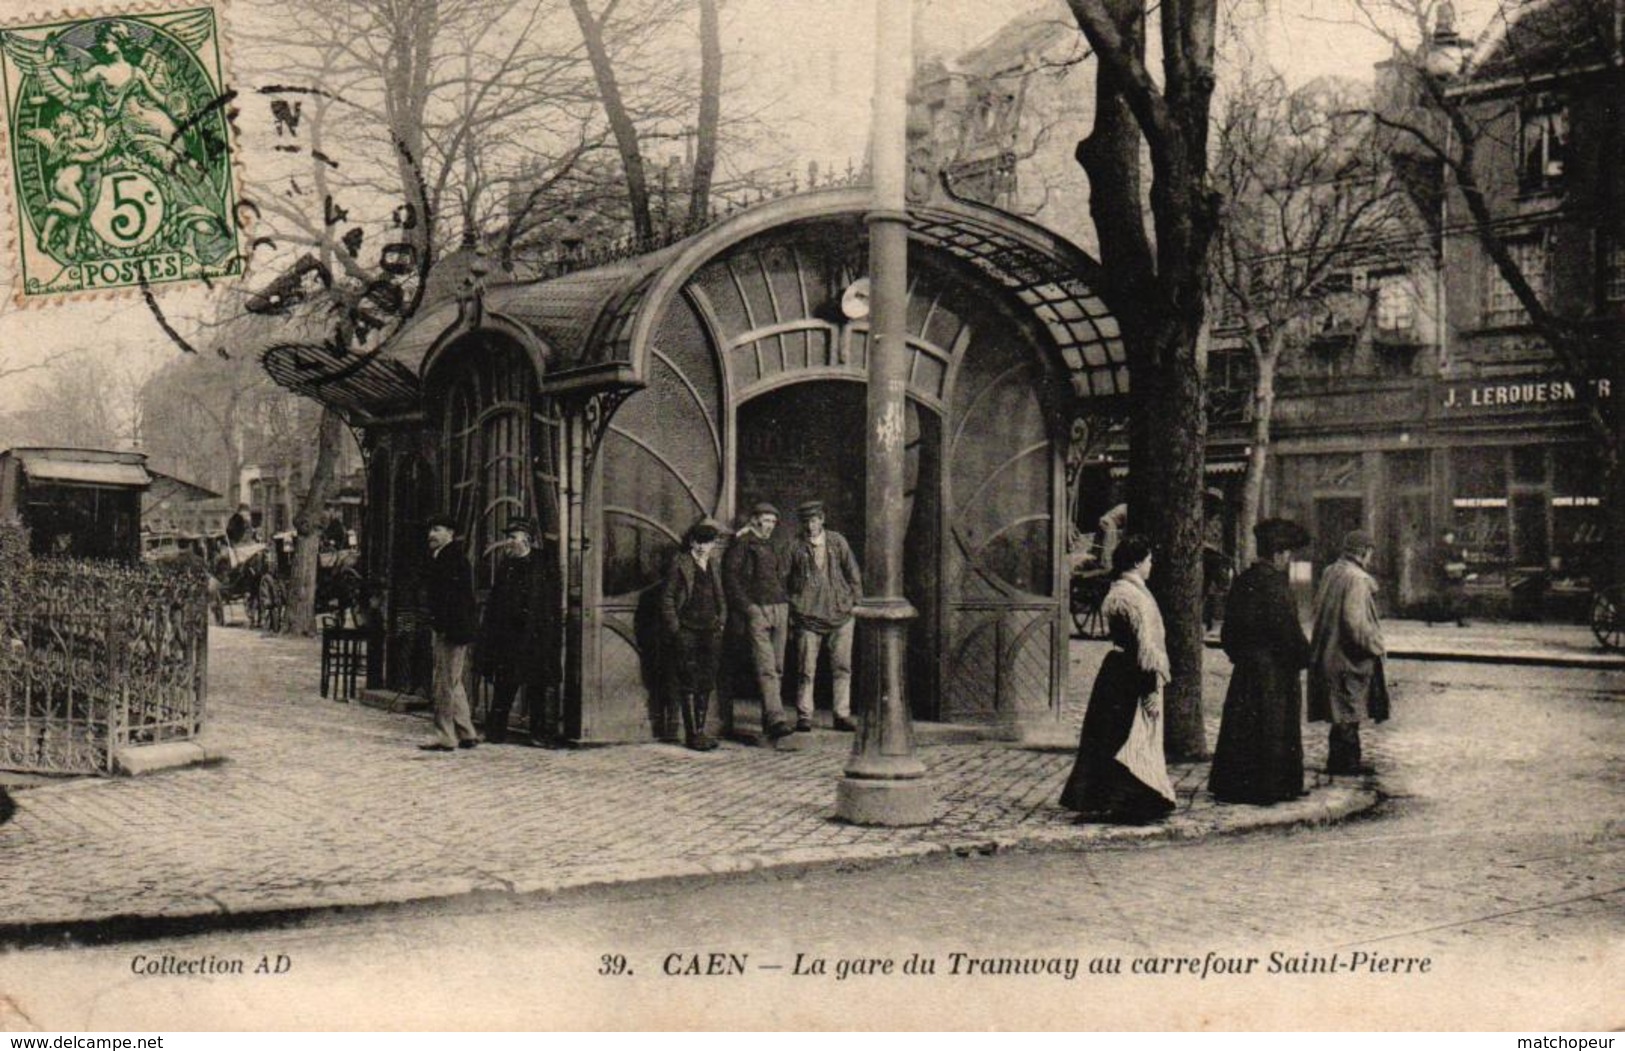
[661,519,727,750]
[1210,518,1313,804]
[321,510,349,551]
[723,501,794,741]
[1428,528,1469,627]
[420,512,480,752]
[478,517,563,747]
[226,503,252,546]
[1308,529,1389,776]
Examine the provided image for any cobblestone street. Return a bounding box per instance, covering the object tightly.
[0,625,1617,1030]
[0,627,1375,935]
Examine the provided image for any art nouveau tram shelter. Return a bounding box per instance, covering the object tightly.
[267,188,1126,743]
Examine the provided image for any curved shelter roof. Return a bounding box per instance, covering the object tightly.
[275,188,1126,420]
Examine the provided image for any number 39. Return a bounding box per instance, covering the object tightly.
[598,954,629,976]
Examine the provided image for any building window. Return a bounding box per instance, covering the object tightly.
[1603,239,1625,307]
[1374,272,1415,334]
[1484,238,1547,327]
[1519,99,1568,194]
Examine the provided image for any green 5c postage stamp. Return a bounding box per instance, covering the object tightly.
[0,5,241,300]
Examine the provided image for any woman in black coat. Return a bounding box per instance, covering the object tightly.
[1208,518,1312,804]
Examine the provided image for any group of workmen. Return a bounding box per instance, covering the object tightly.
[414,499,860,753]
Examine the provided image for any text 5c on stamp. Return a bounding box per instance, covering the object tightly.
[0,4,242,301]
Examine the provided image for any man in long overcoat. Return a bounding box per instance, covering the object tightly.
[420,513,480,751]
[1308,529,1388,776]
[478,517,563,747]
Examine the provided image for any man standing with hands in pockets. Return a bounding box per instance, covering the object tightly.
[787,500,862,732]
[724,502,795,742]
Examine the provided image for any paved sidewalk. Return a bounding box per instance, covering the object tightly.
[1201,617,1622,669]
[0,629,1377,940]
[1379,617,1623,667]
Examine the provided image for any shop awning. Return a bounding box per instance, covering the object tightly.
[19,454,150,488]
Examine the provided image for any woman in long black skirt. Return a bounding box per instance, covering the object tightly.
[1209,518,1312,804]
[1060,534,1177,824]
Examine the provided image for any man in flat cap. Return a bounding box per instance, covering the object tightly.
[420,512,480,751]
[478,516,564,747]
[723,501,794,741]
[662,519,727,750]
[1308,528,1389,776]
[787,500,862,732]
[1211,518,1313,804]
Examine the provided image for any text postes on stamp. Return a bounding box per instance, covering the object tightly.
[0,5,241,301]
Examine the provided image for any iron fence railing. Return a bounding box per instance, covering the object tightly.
[0,559,208,775]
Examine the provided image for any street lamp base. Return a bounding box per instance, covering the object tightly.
[835,776,936,826]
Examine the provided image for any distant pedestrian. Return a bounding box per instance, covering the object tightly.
[1059,534,1178,824]
[1209,518,1312,805]
[1428,528,1470,627]
[787,500,862,733]
[0,786,14,825]
[1097,502,1128,571]
[419,513,480,752]
[723,502,794,742]
[322,510,349,551]
[1308,529,1389,776]
[661,519,727,751]
[226,502,251,547]
[477,517,563,748]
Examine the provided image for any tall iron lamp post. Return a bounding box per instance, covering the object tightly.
[835,0,935,825]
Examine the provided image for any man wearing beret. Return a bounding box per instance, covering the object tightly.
[1308,528,1389,776]
[787,500,862,732]
[723,501,795,741]
[420,513,481,751]
[478,517,564,748]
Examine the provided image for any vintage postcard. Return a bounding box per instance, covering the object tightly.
[0,0,1619,1034]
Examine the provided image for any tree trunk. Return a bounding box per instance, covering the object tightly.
[688,0,721,227]
[571,0,653,242]
[1238,339,1279,566]
[286,409,345,636]
[1130,323,1209,761]
[1071,0,1214,761]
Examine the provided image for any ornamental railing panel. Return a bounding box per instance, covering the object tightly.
[0,559,208,775]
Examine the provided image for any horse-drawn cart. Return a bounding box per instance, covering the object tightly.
[1590,583,1625,651]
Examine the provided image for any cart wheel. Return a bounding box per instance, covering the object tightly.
[1071,604,1108,640]
[1070,577,1110,640]
[259,575,285,634]
[1591,585,1625,651]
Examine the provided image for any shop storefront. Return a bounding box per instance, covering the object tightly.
[1264,373,1610,621]
[1433,374,1610,619]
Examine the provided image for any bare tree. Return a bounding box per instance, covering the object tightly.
[1064,0,1222,760]
[1213,71,1413,563]
[7,354,140,451]
[139,350,268,504]
[569,0,726,242]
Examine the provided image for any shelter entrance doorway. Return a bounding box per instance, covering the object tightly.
[733,381,941,720]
